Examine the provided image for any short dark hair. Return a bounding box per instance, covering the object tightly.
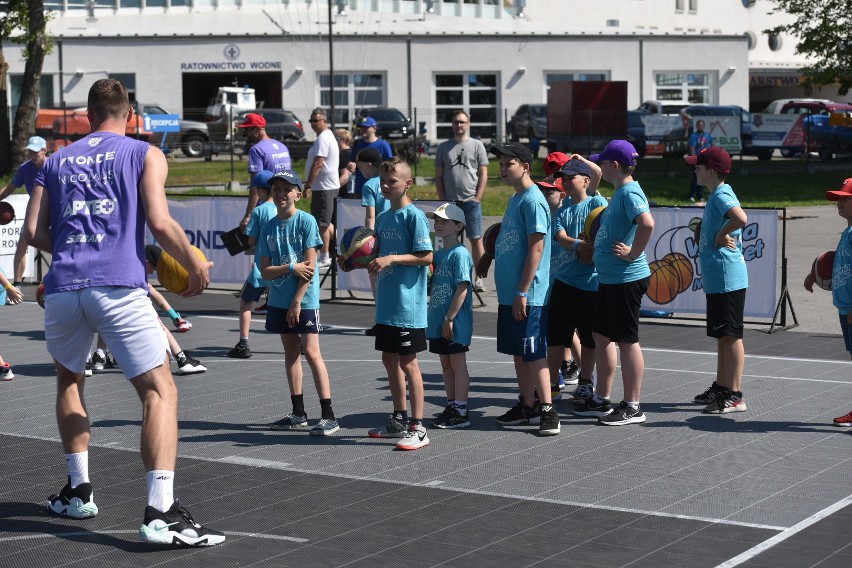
[88,79,131,120]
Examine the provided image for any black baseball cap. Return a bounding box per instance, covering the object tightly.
[490,142,534,165]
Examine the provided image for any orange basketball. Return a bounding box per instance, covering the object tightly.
[663,252,694,293]
[647,260,681,305]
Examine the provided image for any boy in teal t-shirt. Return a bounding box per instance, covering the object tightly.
[258,170,339,436]
[426,203,474,429]
[477,142,559,437]
[578,140,654,426]
[805,177,852,427]
[686,147,750,415]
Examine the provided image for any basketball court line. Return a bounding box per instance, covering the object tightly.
[0,529,308,544]
[713,493,852,568]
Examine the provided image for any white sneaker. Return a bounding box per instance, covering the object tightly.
[474,278,486,292]
[317,256,332,268]
[395,423,429,450]
[177,354,207,375]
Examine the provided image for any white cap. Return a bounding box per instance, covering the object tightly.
[26,136,47,152]
[427,203,466,226]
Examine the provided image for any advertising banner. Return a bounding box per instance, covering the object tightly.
[0,194,35,279]
[641,207,778,318]
[703,115,743,154]
[751,114,803,148]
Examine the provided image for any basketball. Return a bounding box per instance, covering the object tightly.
[156,246,208,294]
[812,251,834,291]
[647,260,681,305]
[36,283,46,308]
[0,201,14,225]
[340,226,378,269]
[584,205,607,242]
[483,222,501,258]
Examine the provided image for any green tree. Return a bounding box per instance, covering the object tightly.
[0,0,51,174]
[767,1,852,96]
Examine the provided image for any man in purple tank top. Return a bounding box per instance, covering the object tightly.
[24,79,225,547]
[236,112,291,230]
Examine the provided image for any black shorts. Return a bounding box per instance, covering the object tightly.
[310,190,336,228]
[592,278,649,344]
[374,324,427,355]
[265,306,321,334]
[706,289,746,339]
[239,281,266,303]
[547,279,597,349]
[428,337,470,355]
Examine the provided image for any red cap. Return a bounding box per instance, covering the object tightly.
[825,178,852,201]
[543,152,570,176]
[684,146,731,175]
[236,113,266,128]
[536,180,563,194]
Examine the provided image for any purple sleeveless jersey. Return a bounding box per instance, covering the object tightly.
[36,132,150,294]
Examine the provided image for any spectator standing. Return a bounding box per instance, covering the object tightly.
[236,113,292,230]
[347,117,393,197]
[304,108,340,268]
[688,119,714,202]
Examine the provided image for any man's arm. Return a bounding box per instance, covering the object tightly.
[23,185,51,252]
[139,147,211,296]
[474,164,488,201]
[0,181,18,202]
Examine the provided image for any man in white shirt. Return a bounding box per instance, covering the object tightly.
[304,107,340,268]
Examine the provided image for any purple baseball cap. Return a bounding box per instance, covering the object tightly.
[589,140,639,167]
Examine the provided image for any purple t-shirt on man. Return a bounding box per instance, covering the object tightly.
[12,160,41,194]
[248,138,291,175]
[36,132,150,294]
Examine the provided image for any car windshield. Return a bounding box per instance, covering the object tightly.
[367,109,406,121]
[628,112,646,127]
[530,105,547,118]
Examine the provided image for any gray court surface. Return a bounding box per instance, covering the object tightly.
[1,288,850,568]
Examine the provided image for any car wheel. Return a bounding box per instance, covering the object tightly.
[780,148,793,158]
[818,145,834,160]
[182,134,207,158]
[756,148,773,161]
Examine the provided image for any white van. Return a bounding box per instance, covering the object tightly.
[205,86,258,121]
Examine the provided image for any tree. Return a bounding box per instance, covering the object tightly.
[767,1,852,96]
[0,0,51,174]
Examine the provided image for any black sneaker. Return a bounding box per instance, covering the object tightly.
[139,499,225,546]
[84,358,93,377]
[227,343,252,359]
[572,397,613,417]
[104,352,117,369]
[496,400,540,426]
[91,352,107,371]
[694,381,725,405]
[561,360,580,386]
[46,479,98,518]
[432,406,471,429]
[539,405,561,436]
[598,401,647,426]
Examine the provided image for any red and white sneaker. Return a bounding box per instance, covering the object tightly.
[833,411,852,427]
[395,422,429,451]
[172,317,192,333]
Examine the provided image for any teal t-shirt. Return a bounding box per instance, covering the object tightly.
[494,185,551,306]
[256,210,323,310]
[361,176,389,217]
[374,204,433,328]
[593,180,652,285]
[833,225,852,316]
[427,244,474,345]
[554,194,608,291]
[699,184,748,294]
[245,201,278,288]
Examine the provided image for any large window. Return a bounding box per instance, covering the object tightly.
[654,72,715,104]
[434,72,498,140]
[319,72,385,126]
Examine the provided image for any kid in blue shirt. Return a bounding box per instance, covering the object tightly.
[258,170,339,436]
[426,203,474,429]
[686,147,749,414]
[805,177,852,426]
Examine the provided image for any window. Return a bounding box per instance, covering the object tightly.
[768,33,783,51]
[319,72,385,125]
[109,73,136,101]
[744,31,756,50]
[434,72,498,139]
[654,72,715,104]
[546,72,609,86]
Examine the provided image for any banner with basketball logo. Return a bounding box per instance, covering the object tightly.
[0,194,35,281]
[641,207,778,318]
[335,199,444,294]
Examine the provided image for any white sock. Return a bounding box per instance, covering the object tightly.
[625,400,640,409]
[66,451,89,488]
[146,470,175,513]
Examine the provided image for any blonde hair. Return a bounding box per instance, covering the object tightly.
[334,128,353,146]
[380,156,412,179]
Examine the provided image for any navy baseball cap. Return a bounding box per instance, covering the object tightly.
[559,160,593,178]
[271,170,303,190]
[358,117,377,128]
[490,142,534,165]
[251,170,274,189]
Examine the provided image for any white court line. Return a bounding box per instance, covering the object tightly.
[0,529,308,544]
[714,493,852,568]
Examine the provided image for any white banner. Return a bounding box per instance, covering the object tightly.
[335,199,444,295]
[703,115,743,154]
[641,207,778,319]
[0,194,35,279]
[751,113,804,148]
[151,196,252,285]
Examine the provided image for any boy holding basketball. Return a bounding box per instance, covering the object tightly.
[426,203,474,429]
[258,170,340,436]
[804,178,852,426]
[575,140,653,426]
[477,142,559,436]
[685,147,749,414]
[356,157,433,450]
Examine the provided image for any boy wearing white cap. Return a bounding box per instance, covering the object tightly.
[426,203,474,429]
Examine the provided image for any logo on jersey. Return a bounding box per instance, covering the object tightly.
[88,137,102,147]
[62,199,116,217]
[66,234,105,244]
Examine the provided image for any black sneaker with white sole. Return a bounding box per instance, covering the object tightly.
[572,397,613,417]
[694,381,726,405]
[139,499,226,547]
[598,401,647,426]
[46,479,98,519]
[539,405,561,436]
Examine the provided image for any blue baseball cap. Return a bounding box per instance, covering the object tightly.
[358,117,377,128]
[26,136,47,152]
[271,170,303,190]
[559,160,592,178]
[250,170,274,189]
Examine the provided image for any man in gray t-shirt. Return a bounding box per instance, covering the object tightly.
[435,109,489,291]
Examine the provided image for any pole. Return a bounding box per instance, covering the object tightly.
[58,41,68,147]
[328,1,335,129]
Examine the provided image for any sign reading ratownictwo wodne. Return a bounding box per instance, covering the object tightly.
[641,207,778,319]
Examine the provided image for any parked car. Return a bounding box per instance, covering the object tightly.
[762,98,833,115]
[352,107,414,139]
[765,99,852,157]
[508,103,547,141]
[135,103,210,158]
[680,104,772,160]
[207,108,305,151]
[626,109,649,157]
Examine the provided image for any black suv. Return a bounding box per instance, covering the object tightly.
[352,107,414,139]
[508,104,547,141]
[238,109,305,142]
